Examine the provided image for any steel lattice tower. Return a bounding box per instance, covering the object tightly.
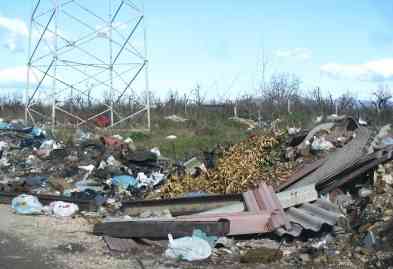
[25,0,150,130]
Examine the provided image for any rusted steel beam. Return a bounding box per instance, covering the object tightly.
[121,193,243,216]
[177,211,273,235]
[93,219,230,238]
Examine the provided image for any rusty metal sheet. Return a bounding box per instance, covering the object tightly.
[255,184,290,229]
[176,183,286,235]
[243,183,290,230]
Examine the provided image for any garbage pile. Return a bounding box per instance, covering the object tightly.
[0,120,167,206]
[1,115,393,268]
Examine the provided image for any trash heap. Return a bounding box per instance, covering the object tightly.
[2,116,393,268]
[161,131,298,197]
[0,120,167,206]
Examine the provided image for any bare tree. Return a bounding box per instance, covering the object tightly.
[192,84,204,106]
[373,84,392,114]
[264,73,300,105]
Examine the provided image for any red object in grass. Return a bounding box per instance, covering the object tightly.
[96,115,111,128]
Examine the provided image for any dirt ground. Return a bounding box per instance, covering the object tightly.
[0,205,168,269]
[0,205,281,269]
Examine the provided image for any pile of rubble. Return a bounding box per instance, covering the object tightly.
[1,116,393,268]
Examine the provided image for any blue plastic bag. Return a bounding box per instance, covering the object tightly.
[112,175,137,189]
[0,122,10,129]
[31,127,45,138]
[11,194,43,215]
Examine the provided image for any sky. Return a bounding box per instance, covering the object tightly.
[0,0,393,101]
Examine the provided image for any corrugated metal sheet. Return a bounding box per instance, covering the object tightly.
[243,183,291,229]
[275,199,343,237]
[178,183,286,235]
[287,127,371,190]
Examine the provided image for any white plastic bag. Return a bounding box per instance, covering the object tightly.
[48,201,79,217]
[311,136,334,151]
[165,234,212,261]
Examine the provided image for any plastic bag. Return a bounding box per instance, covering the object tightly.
[137,172,165,189]
[112,175,137,189]
[48,201,79,217]
[11,194,43,215]
[311,136,334,151]
[165,233,212,261]
[192,229,217,248]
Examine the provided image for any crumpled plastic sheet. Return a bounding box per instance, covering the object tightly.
[165,232,212,261]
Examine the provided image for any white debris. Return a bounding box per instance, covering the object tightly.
[166,135,177,140]
[47,201,79,217]
[112,134,124,140]
[311,136,335,151]
[150,147,161,157]
[288,127,301,135]
[165,234,212,261]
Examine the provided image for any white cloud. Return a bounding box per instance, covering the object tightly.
[274,48,312,60]
[0,16,29,53]
[0,16,29,37]
[320,58,393,82]
[0,66,46,88]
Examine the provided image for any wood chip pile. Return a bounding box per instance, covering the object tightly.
[161,131,297,198]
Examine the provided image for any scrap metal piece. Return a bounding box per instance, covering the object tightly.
[277,184,318,209]
[277,158,326,191]
[177,212,274,236]
[319,145,393,194]
[178,183,289,236]
[243,183,290,230]
[288,127,371,190]
[122,193,243,216]
[93,219,230,239]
